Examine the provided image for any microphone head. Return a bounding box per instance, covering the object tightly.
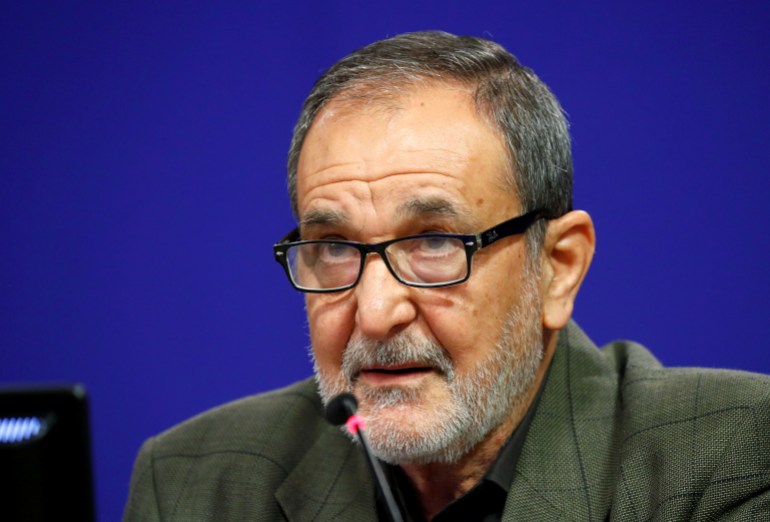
[324,393,358,426]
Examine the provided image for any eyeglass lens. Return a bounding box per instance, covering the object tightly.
[286,236,469,290]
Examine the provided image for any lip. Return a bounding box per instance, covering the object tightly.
[358,365,436,386]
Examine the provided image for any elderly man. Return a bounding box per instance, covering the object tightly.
[124,31,770,521]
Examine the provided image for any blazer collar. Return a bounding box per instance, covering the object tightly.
[503,321,622,521]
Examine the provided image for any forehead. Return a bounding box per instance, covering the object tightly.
[296,84,518,231]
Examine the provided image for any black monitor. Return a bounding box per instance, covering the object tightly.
[0,384,95,521]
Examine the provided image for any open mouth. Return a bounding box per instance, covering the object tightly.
[372,367,429,373]
[359,366,434,383]
[363,365,432,374]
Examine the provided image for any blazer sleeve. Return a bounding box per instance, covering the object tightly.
[123,437,162,522]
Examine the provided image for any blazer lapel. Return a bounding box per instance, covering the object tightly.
[503,322,622,522]
[275,423,377,522]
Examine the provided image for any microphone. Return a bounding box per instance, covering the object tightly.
[324,393,404,522]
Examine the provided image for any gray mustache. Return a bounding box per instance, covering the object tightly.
[342,334,455,382]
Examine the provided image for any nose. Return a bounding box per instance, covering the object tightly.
[354,254,417,340]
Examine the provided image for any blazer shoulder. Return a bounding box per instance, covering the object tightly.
[125,381,360,520]
[618,354,770,414]
[614,364,770,519]
[591,328,770,412]
[148,377,328,461]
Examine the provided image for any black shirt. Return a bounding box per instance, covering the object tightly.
[376,371,548,522]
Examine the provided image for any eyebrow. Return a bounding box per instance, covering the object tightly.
[299,208,349,229]
[397,196,479,230]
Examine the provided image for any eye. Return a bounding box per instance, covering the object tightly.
[422,236,454,252]
[411,236,464,257]
[315,241,358,264]
[320,242,352,258]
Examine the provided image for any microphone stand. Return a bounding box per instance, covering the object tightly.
[325,393,404,522]
[347,416,404,522]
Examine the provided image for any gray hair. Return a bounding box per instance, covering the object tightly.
[287,31,573,252]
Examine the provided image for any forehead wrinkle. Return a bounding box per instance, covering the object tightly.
[304,110,470,183]
[304,154,466,189]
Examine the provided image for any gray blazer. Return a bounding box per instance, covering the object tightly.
[124,322,770,521]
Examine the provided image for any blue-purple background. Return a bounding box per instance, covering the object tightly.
[2,2,769,520]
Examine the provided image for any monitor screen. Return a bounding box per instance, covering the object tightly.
[0,385,95,521]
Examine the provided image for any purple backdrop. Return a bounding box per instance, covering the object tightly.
[2,2,769,520]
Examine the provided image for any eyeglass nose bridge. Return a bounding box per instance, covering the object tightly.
[353,241,407,287]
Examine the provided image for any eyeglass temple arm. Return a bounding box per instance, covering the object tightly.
[477,210,542,248]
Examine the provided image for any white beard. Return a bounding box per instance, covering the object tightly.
[313,270,543,465]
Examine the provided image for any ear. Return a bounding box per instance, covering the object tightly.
[539,210,595,330]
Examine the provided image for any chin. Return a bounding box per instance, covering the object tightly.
[360,396,483,466]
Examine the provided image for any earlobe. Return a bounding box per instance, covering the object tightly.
[540,211,596,330]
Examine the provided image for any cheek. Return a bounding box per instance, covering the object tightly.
[421,294,494,370]
[425,258,526,368]
[306,296,356,370]
[429,307,512,378]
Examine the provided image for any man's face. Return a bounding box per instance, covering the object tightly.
[296,84,545,464]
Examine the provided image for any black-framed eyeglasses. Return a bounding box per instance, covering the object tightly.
[273,209,545,293]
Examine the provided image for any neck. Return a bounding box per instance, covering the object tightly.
[399,328,558,520]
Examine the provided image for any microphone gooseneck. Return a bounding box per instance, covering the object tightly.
[324,393,404,522]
